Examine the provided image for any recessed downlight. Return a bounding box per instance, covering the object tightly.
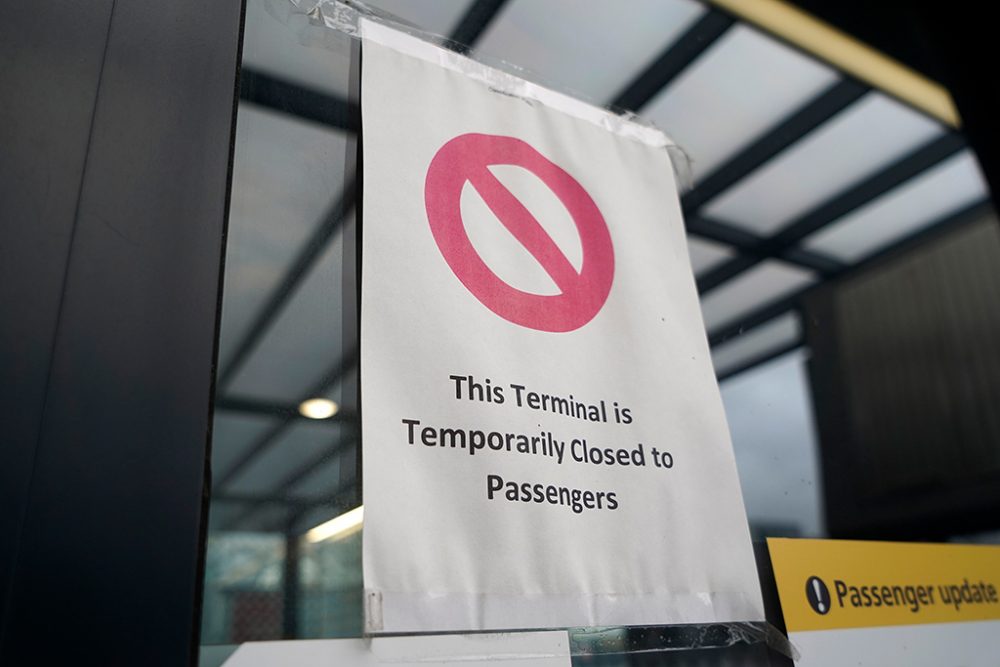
[298,398,339,420]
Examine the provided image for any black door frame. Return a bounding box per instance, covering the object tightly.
[0,2,244,664]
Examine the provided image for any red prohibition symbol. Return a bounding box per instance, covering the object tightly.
[424,133,614,333]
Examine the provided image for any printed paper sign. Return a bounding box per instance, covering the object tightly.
[360,20,763,633]
[768,538,1000,666]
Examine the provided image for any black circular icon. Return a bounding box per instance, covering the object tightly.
[806,576,831,615]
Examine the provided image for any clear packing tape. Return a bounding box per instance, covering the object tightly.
[239,0,794,662]
[220,623,799,664]
[262,0,694,190]
[364,623,799,661]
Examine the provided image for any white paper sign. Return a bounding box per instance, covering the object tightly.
[360,20,763,634]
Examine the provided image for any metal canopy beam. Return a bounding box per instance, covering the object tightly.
[240,68,358,131]
[687,214,845,277]
[212,2,515,512]
[611,10,734,111]
[216,395,357,422]
[220,2,983,475]
[214,492,331,508]
[225,437,357,530]
[216,182,356,389]
[219,2,508,394]
[265,486,359,534]
[716,337,805,383]
[772,132,966,247]
[698,132,967,294]
[449,0,509,53]
[215,350,358,491]
[237,67,844,283]
[682,78,868,213]
[707,198,992,350]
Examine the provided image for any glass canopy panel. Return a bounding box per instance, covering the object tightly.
[211,413,281,484]
[219,104,350,372]
[227,505,292,534]
[288,452,345,497]
[703,92,945,235]
[205,504,248,533]
[363,0,475,37]
[803,150,990,262]
[711,312,801,377]
[298,504,363,550]
[474,0,705,103]
[295,458,361,554]
[225,234,346,402]
[241,0,353,97]
[698,260,815,332]
[640,24,838,180]
[721,350,823,537]
[327,366,357,404]
[225,421,345,496]
[687,236,736,275]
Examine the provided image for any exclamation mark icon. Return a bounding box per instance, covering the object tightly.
[806,576,831,615]
[812,579,826,612]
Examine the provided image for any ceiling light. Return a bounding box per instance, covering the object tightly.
[306,506,363,543]
[298,398,339,419]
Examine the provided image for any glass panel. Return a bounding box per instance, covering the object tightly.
[687,236,735,275]
[241,0,352,96]
[475,0,705,102]
[721,350,823,538]
[219,104,350,372]
[199,645,239,667]
[201,533,287,643]
[640,25,838,179]
[291,454,344,497]
[205,1,1000,662]
[226,236,345,401]
[327,366,356,404]
[698,260,815,332]
[203,5,360,647]
[711,312,800,377]
[703,92,945,235]
[803,150,989,262]
[225,421,344,498]
[211,413,280,484]
[299,532,365,638]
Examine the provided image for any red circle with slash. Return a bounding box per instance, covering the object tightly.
[424,133,614,333]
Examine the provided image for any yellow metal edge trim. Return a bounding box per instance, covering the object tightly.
[706,0,960,128]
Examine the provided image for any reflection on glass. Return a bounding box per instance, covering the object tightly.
[299,398,340,420]
[201,0,1000,661]
[722,350,822,538]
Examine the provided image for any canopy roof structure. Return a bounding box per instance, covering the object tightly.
[209,0,992,534]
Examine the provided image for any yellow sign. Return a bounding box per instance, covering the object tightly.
[768,538,1000,631]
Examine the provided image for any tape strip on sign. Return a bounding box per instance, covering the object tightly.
[359,18,763,633]
[768,538,1000,632]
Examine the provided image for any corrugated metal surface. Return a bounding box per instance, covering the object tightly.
[807,210,1000,538]
[836,214,1000,498]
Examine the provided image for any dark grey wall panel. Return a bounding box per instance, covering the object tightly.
[0,1,243,665]
[806,210,1000,539]
[0,0,114,630]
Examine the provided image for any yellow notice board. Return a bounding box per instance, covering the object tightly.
[768,538,1000,667]
[769,538,1000,631]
